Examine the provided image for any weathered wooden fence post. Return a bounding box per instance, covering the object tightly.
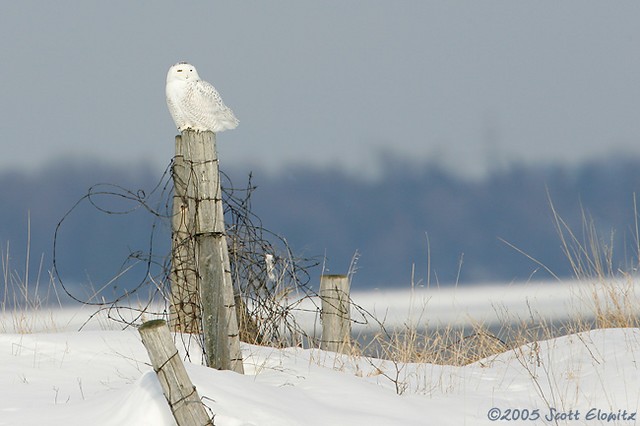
[139,320,213,426]
[320,274,351,353]
[169,130,244,373]
[170,135,200,333]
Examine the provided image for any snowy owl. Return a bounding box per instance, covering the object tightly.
[165,62,239,133]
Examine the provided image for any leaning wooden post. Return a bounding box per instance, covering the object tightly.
[320,274,351,353]
[139,320,213,426]
[178,130,244,373]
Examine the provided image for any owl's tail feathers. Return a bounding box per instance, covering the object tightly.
[214,114,239,133]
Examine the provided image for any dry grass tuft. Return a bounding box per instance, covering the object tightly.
[1,240,64,333]
[362,322,509,366]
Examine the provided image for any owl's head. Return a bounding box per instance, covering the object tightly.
[167,62,201,83]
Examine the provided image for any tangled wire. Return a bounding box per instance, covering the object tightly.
[52,160,321,348]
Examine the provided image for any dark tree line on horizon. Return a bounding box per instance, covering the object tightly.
[1,155,640,294]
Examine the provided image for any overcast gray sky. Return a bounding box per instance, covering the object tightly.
[2,1,640,179]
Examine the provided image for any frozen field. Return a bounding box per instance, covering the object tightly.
[1,279,639,425]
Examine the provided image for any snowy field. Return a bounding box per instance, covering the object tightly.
[1,280,640,425]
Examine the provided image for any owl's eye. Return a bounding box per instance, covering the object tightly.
[177,69,183,72]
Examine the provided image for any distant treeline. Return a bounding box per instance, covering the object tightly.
[1,156,640,292]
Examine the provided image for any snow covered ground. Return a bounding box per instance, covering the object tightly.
[1,281,639,425]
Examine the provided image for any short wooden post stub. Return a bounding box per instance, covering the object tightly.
[320,274,351,354]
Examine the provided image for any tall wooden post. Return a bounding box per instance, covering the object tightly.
[170,135,200,333]
[320,274,351,354]
[170,130,244,373]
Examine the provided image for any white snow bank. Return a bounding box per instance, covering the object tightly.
[1,327,639,425]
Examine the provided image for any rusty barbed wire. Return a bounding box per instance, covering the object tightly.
[52,160,324,350]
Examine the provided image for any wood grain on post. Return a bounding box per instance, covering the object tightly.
[138,320,212,426]
[170,135,200,333]
[177,130,244,373]
[320,274,351,353]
